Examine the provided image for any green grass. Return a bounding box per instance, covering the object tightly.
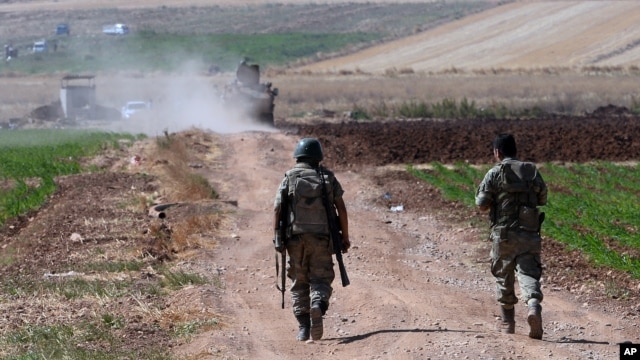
[0,267,208,358]
[7,32,380,74]
[2,322,171,360]
[82,260,145,273]
[173,319,220,339]
[2,275,131,299]
[160,269,209,290]
[0,129,142,225]
[410,161,640,278]
[49,278,133,300]
[408,162,482,208]
[364,97,548,120]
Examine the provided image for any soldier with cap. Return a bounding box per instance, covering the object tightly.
[475,133,548,340]
[273,138,350,341]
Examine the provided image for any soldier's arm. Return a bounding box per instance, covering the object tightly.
[273,206,281,230]
[274,177,288,232]
[537,174,548,206]
[476,168,496,212]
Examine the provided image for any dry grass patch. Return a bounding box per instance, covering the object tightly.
[273,68,640,118]
[161,286,223,339]
[146,130,219,202]
[171,212,222,251]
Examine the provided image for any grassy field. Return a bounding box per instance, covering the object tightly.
[0,130,220,359]
[6,32,381,74]
[0,130,141,224]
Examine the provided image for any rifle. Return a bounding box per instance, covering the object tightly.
[274,184,288,309]
[275,249,286,309]
[318,167,350,287]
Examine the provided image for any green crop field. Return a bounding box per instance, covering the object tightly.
[9,32,381,74]
[0,129,141,225]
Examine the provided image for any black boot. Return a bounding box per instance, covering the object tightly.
[310,301,328,340]
[527,299,543,340]
[497,306,515,334]
[295,314,310,341]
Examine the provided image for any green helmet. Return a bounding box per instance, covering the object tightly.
[293,138,323,161]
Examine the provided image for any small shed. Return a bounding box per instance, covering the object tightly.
[60,75,96,120]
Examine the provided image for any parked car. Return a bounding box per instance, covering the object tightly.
[32,40,48,53]
[56,24,70,35]
[103,23,129,35]
[121,101,151,119]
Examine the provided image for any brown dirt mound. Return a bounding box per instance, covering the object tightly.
[29,101,65,121]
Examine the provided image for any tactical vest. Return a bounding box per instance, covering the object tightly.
[495,159,541,232]
[285,166,332,235]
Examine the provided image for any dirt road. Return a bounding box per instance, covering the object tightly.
[172,129,636,359]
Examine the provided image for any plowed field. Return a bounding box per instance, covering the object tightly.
[300,1,640,73]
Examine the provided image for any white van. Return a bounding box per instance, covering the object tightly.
[121,101,151,119]
[32,40,48,53]
[103,24,129,35]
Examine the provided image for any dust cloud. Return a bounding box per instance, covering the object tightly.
[98,61,276,136]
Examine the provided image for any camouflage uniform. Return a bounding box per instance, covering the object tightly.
[475,157,548,307]
[274,162,344,317]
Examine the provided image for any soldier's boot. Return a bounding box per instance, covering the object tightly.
[527,299,543,340]
[295,314,310,341]
[496,305,515,334]
[310,301,326,340]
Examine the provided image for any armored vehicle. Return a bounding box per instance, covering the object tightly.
[223,60,278,124]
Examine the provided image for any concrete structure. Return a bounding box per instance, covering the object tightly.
[60,75,96,120]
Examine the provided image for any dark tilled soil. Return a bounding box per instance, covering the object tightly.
[291,112,640,169]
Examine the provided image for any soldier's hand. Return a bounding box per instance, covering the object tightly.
[273,238,285,253]
[341,237,351,253]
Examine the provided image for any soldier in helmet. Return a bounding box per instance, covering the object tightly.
[475,133,548,340]
[273,138,350,341]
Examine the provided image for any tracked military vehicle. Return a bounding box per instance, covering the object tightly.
[222,61,278,124]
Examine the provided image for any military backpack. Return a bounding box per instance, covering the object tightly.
[285,167,333,235]
[497,159,542,232]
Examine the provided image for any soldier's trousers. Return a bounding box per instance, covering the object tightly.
[490,227,543,306]
[286,233,335,316]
